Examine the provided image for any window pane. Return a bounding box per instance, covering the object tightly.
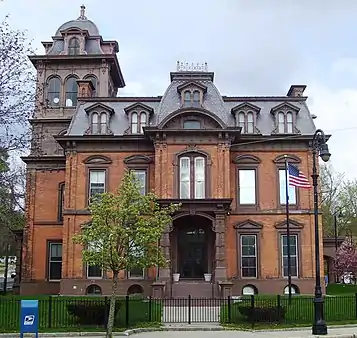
[180,157,190,198]
[193,91,200,107]
[49,243,62,281]
[65,77,78,106]
[140,112,147,133]
[241,235,257,278]
[279,169,296,204]
[68,38,80,55]
[132,170,146,195]
[246,113,254,133]
[49,262,62,280]
[184,91,191,107]
[47,78,61,106]
[183,120,201,129]
[50,243,62,259]
[100,113,107,134]
[238,112,245,131]
[129,267,144,278]
[281,235,298,277]
[131,113,138,133]
[287,113,293,133]
[194,157,205,199]
[89,170,106,196]
[239,169,256,204]
[87,265,102,278]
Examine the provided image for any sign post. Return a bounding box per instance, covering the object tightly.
[20,300,39,338]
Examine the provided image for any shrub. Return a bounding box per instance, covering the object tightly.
[238,305,286,322]
[67,299,122,326]
[327,283,357,295]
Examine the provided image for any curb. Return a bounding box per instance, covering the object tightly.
[1,326,357,337]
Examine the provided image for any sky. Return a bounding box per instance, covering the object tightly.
[1,0,357,179]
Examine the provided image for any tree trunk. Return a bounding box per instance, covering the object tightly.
[106,271,119,338]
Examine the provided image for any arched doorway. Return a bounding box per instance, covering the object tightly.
[172,215,214,279]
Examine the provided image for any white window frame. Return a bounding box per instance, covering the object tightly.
[89,170,106,197]
[179,157,191,199]
[281,234,299,278]
[240,234,257,279]
[132,169,147,195]
[86,241,103,279]
[128,267,145,279]
[277,112,285,133]
[279,169,296,205]
[238,169,256,205]
[194,157,205,199]
[286,112,293,133]
[48,242,62,282]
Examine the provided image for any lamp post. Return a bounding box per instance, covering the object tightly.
[333,208,343,283]
[312,129,331,336]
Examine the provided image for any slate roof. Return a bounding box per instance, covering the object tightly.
[55,19,100,37]
[66,73,317,137]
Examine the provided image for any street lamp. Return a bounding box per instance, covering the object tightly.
[312,129,331,336]
[333,207,343,283]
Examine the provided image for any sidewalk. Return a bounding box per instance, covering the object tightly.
[2,325,357,337]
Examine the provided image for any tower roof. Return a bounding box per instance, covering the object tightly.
[55,5,100,36]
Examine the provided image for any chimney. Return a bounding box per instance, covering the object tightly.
[77,79,94,98]
[287,85,306,97]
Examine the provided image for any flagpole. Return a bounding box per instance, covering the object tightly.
[284,155,292,305]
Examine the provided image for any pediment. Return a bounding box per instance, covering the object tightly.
[233,154,261,164]
[124,102,154,115]
[177,81,207,93]
[270,102,300,114]
[234,219,263,230]
[273,154,301,164]
[274,219,304,229]
[124,154,152,165]
[84,102,114,115]
[231,102,261,114]
[83,155,112,165]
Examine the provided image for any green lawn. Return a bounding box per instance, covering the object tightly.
[220,294,357,328]
[0,295,162,333]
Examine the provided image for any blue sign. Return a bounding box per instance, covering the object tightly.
[20,300,39,338]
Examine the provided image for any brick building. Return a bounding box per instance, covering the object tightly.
[21,6,325,297]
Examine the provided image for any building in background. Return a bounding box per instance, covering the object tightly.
[21,6,324,297]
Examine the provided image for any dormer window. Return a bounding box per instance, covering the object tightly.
[177,81,207,108]
[124,103,154,135]
[68,37,80,55]
[231,103,261,134]
[271,103,300,134]
[91,112,108,134]
[85,103,114,135]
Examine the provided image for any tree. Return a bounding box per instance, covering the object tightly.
[0,15,36,152]
[333,238,357,281]
[73,170,180,338]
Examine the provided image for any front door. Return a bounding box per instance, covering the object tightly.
[178,227,207,278]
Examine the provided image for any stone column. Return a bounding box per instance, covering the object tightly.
[158,223,172,279]
[214,212,227,280]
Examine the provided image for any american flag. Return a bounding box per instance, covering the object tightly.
[288,163,312,189]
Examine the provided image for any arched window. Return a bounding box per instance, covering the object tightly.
[247,112,254,133]
[47,77,61,107]
[242,284,258,295]
[91,113,99,134]
[179,154,206,199]
[238,112,245,130]
[100,113,107,134]
[86,284,102,295]
[85,75,97,96]
[193,91,200,107]
[140,112,147,133]
[183,120,201,129]
[278,112,285,133]
[65,76,78,107]
[68,37,80,55]
[286,112,293,133]
[131,112,138,134]
[183,91,191,107]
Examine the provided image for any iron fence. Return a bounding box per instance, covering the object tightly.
[0,294,356,331]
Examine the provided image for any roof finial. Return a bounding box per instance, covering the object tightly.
[78,4,87,20]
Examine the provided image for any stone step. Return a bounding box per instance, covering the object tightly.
[171,281,214,298]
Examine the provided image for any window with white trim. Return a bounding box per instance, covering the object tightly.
[240,235,257,278]
[179,155,206,199]
[86,241,103,279]
[281,234,298,277]
[132,170,147,195]
[238,169,256,205]
[89,170,106,197]
[128,239,144,279]
[279,169,296,205]
[48,242,62,281]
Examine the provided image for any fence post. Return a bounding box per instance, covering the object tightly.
[148,296,152,322]
[188,295,191,324]
[125,295,129,328]
[227,296,231,323]
[104,296,109,329]
[48,296,52,328]
[250,295,255,329]
[276,294,281,322]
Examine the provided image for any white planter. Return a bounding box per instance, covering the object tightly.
[172,273,180,282]
[204,273,212,282]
